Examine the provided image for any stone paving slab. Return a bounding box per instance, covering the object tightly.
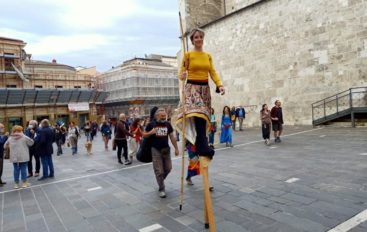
[0,126,366,231]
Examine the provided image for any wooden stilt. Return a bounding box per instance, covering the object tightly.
[200,156,216,231]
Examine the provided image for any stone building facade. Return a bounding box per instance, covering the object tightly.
[100,56,179,119]
[0,37,107,130]
[179,0,367,126]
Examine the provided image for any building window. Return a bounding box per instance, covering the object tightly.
[35,85,43,88]
[6,85,16,88]
[74,86,81,89]
[55,85,63,88]
[4,58,13,71]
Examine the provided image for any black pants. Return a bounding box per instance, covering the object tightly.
[262,123,271,140]
[0,158,3,180]
[116,139,128,162]
[194,117,214,159]
[28,149,40,174]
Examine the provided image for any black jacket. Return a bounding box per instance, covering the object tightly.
[35,126,55,156]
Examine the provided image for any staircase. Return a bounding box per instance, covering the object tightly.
[312,87,367,127]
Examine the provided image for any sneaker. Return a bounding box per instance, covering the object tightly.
[124,160,132,165]
[14,183,19,189]
[22,182,30,188]
[274,138,279,143]
[278,137,282,143]
[186,177,194,186]
[159,191,166,198]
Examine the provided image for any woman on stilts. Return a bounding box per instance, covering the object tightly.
[175,28,225,186]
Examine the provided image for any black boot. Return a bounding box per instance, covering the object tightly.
[194,117,214,159]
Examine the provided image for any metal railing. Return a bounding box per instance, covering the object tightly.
[312,87,367,126]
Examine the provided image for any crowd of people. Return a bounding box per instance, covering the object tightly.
[0,27,284,202]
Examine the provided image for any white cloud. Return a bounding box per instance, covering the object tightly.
[27,34,111,55]
[0,28,38,42]
[53,0,138,29]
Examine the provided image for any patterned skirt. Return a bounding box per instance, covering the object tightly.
[174,82,211,145]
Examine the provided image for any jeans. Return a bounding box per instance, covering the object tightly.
[40,155,54,177]
[152,147,172,191]
[115,139,128,161]
[13,162,27,183]
[238,117,244,130]
[56,139,63,155]
[28,149,40,175]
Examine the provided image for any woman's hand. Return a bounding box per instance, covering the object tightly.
[219,86,225,95]
[180,71,188,81]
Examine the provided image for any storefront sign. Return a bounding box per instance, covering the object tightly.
[68,102,89,112]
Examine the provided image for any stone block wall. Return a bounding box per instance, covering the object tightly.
[195,0,367,126]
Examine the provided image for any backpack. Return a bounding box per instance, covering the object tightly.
[136,121,157,163]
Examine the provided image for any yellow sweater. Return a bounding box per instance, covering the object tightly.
[179,51,222,87]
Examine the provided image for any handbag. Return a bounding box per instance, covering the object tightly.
[136,138,152,163]
[224,124,231,129]
[3,146,9,159]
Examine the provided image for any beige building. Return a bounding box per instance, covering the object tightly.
[179,0,367,126]
[100,55,179,119]
[0,37,107,130]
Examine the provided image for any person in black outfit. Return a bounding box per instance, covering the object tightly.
[114,113,133,165]
[25,120,40,177]
[35,119,55,181]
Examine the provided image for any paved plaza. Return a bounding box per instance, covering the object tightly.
[0,126,366,232]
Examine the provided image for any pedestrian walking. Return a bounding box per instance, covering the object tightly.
[260,104,271,145]
[4,125,34,189]
[230,106,237,131]
[129,118,143,163]
[54,123,66,156]
[84,121,92,141]
[114,113,133,165]
[68,122,80,155]
[220,106,233,147]
[91,121,99,141]
[208,107,217,148]
[100,120,112,150]
[143,108,179,198]
[236,106,246,131]
[270,100,284,143]
[24,120,40,177]
[35,119,55,181]
[0,123,8,185]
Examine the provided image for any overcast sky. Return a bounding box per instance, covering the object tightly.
[0,0,180,72]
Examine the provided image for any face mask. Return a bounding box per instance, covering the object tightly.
[157,119,166,123]
[28,125,33,129]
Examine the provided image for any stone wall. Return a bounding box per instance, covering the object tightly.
[185,0,367,126]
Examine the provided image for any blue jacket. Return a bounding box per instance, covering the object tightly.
[236,108,246,118]
[35,126,55,156]
[100,124,112,136]
[0,135,8,158]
